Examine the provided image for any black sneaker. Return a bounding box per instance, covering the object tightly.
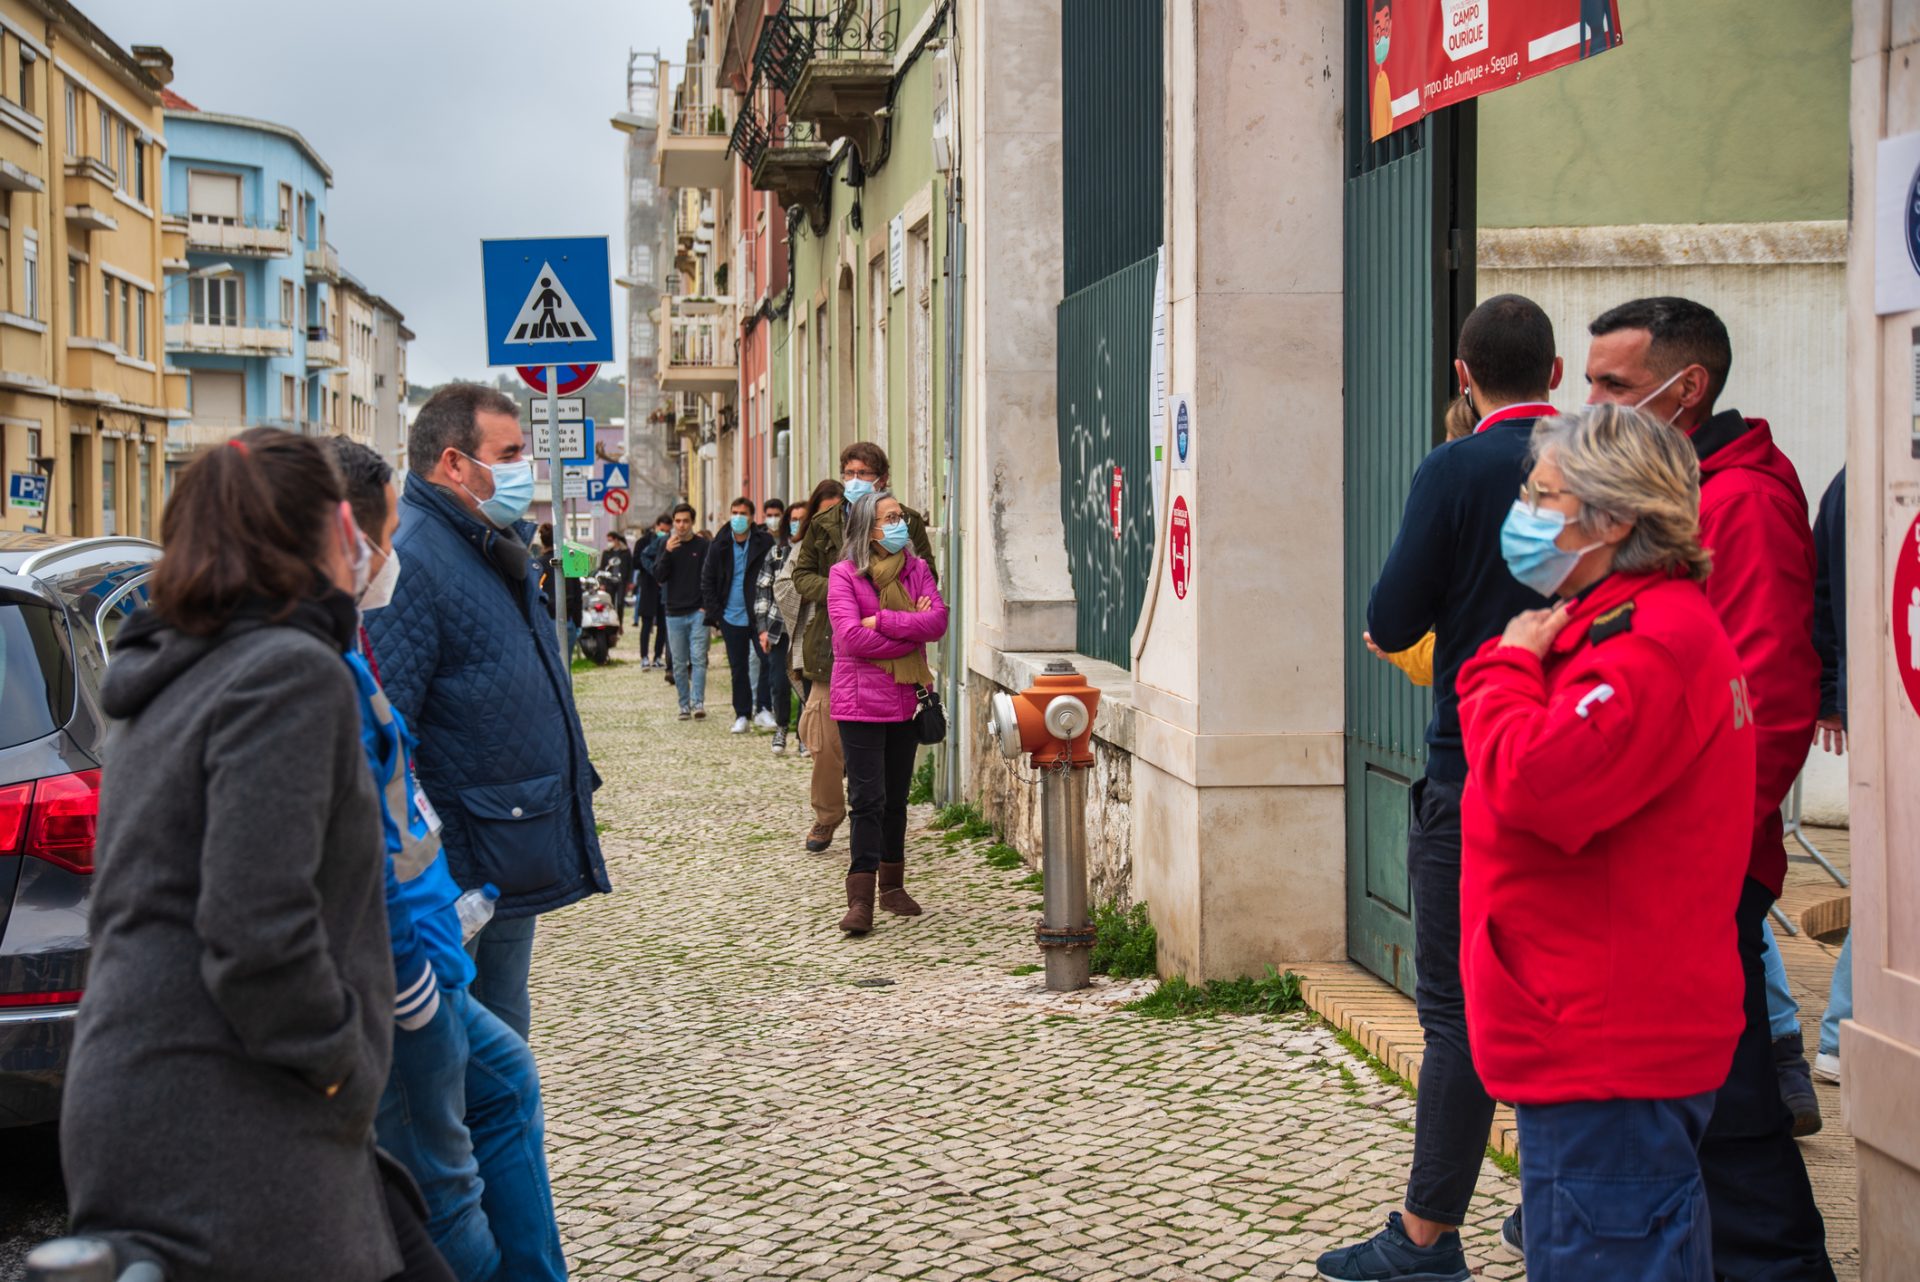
[1316,1213,1470,1282]
[678,708,691,722]
[1774,1031,1823,1137]
[1499,1206,1523,1258]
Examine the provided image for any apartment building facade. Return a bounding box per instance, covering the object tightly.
[0,0,182,538]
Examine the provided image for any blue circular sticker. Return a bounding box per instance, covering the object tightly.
[1906,161,1920,278]
[1176,402,1190,462]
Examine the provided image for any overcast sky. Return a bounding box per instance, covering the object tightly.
[86,0,690,386]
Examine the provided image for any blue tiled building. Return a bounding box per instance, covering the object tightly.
[160,96,340,451]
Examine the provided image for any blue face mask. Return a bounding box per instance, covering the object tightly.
[730,514,750,536]
[790,518,803,536]
[1374,35,1390,65]
[842,477,875,505]
[877,521,911,555]
[459,453,536,529]
[1500,501,1603,598]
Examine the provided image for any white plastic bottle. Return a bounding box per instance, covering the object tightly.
[455,884,500,943]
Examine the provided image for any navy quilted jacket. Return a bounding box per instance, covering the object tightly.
[366,474,609,920]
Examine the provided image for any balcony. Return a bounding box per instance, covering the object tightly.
[164,314,294,357]
[658,92,733,191]
[0,158,43,195]
[304,241,340,279]
[306,325,341,367]
[768,0,897,158]
[180,212,292,258]
[62,156,116,210]
[160,216,190,274]
[169,416,304,452]
[659,298,737,394]
[733,107,831,233]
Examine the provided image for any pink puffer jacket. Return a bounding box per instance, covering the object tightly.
[827,555,948,722]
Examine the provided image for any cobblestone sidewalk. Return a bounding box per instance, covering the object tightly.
[541,653,1525,1281]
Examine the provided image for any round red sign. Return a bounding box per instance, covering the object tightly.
[603,489,631,516]
[517,363,599,396]
[1894,509,1920,721]
[1169,496,1191,600]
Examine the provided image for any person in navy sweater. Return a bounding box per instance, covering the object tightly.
[1319,295,1560,1282]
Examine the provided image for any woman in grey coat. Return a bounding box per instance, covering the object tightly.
[61,430,408,1282]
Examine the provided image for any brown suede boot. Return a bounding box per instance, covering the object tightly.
[839,872,876,935]
[877,861,922,917]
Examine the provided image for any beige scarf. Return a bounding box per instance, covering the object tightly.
[867,550,935,686]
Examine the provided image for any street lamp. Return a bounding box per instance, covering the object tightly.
[609,111,656,133]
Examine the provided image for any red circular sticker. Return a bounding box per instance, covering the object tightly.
[1895,509,1920,720]
[517,363,599,395]
[1169,496,1191,600]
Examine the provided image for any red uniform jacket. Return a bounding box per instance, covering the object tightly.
[1457,572,1754,1105]
[1692,412,1819,897]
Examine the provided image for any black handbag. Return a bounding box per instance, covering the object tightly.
[914,684,947,745]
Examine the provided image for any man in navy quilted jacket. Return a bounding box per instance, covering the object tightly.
[367,383,610,1043]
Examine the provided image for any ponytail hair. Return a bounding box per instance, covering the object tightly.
[149,428,345,636]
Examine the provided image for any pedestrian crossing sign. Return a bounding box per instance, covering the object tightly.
[480,236,614,368]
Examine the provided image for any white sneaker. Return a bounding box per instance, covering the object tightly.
[731,716,750,734]
[796,740,811,758]
[753,709,779,730]
[1813,1051,1841,1084]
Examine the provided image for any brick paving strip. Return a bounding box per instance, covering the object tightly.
[539,653,1845,1280]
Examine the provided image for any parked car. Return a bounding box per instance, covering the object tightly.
[0,535,159,1127]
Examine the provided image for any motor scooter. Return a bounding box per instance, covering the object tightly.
[577,569,623,665]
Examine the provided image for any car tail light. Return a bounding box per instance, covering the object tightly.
[0,770,102,875]
[0,989,82,1008]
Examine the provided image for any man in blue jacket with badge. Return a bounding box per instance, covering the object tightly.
[367,384,609,1045]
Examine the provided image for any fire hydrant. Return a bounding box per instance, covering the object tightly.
[986,660,1102,991]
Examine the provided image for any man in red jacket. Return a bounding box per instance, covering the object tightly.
[1586,297,1832,1282]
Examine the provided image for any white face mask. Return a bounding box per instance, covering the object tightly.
[1633,368,1687,425]
[360,546,400,611]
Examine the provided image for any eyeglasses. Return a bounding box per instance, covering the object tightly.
[841,466,878,481]
[1519,481,1575,512]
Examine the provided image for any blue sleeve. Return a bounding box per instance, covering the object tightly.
[1366,446,1456,654]
[364,545,438,733]
[359,695,434,1024]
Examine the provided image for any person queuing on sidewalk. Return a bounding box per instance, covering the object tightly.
[791,445,935,853]
[368,384,609,1044]
[1809,466,1851,1089]
[756,496,806,753]
[537,523,584,666]
[654,502,711,720]
[636,512,671,672]
[330,439,568,1282]
[703,495,777,734]
[1456,404,1753,1282]
[62,430,445,1282]
[777,479,845,762]
[1759,918,1823,1136]
[600,529,633,624]
[826,490,949,934]
[1584,297,1834,1282]
[1319,295,1560,1282]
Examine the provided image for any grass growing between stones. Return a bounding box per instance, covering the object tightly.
[1090,901,1159,979]
[1125,966,1305,1019]
[983,843,1024,870]
[931,801,995,841]
[907,752,935,804]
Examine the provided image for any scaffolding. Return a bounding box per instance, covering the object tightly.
[623,48,679,523]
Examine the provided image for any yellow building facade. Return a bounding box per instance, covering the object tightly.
[0,0,182,539]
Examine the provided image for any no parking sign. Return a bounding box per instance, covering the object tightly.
[1894,510,1920,720]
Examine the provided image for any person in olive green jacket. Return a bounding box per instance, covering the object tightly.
[789,442,935,853]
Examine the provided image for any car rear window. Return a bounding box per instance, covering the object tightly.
[0,601,73,750]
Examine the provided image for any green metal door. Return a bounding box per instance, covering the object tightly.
[1342,3,1474,996]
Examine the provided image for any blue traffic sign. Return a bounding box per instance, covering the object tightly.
[565,419,596,469]
[586,479,608,502]
[481,236,613,368]
[602,462,630,491]
[8,472,46,509]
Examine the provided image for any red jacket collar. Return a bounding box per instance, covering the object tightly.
[1550,571,1667,655]
[1473,402,1557,434]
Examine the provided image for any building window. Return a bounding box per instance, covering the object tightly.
[63,83,74,156]
[66,259,80,338]
[187,171,241,226]
[132,140,145,201]
[100,444,115,536]
[118,281,130,352]
[20,232,34,321]
[101,274,112,343]
[18,46,32,114]
[630,245,653,281]
[137,441,151,539]
[280,279,293,325]
[135,288,147,360]
[114,119,127,190]
[282,374,295,421]
[190,275,240,326]
[96,101,106,164]
[278,183,291,231]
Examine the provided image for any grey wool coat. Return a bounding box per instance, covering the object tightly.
[61,596,402,1282]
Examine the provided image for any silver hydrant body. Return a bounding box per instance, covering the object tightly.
[987,659,1101,992]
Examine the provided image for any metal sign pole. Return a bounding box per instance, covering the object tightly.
[547,365,568,679]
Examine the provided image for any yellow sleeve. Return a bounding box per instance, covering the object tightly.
[1385,632,1435,687]
[1372,71,1393,141]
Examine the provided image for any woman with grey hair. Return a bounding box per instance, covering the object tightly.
[1454,402,1754,1281]
[825,490,948,934]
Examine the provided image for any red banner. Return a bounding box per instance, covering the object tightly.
[1366,0,1623,142]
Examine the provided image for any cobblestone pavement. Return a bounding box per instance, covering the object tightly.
[542,651,1526,1281]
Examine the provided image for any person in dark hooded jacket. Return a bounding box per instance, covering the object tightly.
[61,429,444,1282]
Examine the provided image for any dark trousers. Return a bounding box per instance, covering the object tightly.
[608,585,626,621]
[719,620,756,720]
[1516,1093,1715,1282]
[838,718,917,875]
[765,635,794,730]
[636,601,665,659]
[1700,877,1835,1281]
[1404,776,1498,1226]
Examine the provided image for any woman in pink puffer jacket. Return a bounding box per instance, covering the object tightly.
[827,490,949,935]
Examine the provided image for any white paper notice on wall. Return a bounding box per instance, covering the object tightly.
[1149,246,1167,524]
[1876,131,1920,315]
[889,215,905,293]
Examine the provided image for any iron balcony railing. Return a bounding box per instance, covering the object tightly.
[754,0,899,94]
[728,101,820,170]
[668,313,732,369]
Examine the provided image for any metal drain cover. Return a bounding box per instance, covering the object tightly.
[852,977,897,988]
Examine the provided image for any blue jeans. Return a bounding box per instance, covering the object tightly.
[1819,931,1853,1057]
[1760,920,1800,1040]
[664,612,708,711]
[566,622,579,666]
[746,628,765,711]
[1516,1092,1716,1282]
[471,913,537,1043]
[376,987,567,1282]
